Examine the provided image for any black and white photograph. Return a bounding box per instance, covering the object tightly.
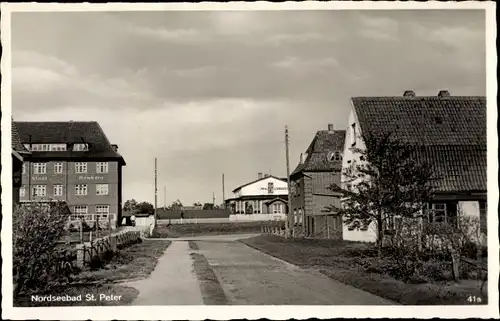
[1,1,497,320]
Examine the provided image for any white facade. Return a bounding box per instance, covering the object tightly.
[229,213,286,221]
[233,176,288,198]
[342,106,373,242]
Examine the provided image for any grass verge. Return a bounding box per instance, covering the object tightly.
[241,235,487,305]
[151,221,262,238]
[14,239,171,307]
[190,251,228,305]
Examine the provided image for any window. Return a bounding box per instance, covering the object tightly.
[53,184,63,196]
[272,203,284,214]
[50,144,67,151]
[32,185,46,197]
[432,203,447,223]
[245,201,253,214]
[96,205,110,218]
[75,184,88,196]
[73,143,89,151]
[96,162,109,173]
[54,162,64,174]
[20,186,26,198]
[22,163,26,174]
[96,184,109,196]
[328,151,342,162]
[33,163,47,174]
[268,182,274,194]
[425,203,457,226]
[351,123,357,146]
[75,162,87,173]
[74,206,88,217]
[31,144,50,151]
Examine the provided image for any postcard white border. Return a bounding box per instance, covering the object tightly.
[1,1,498,320]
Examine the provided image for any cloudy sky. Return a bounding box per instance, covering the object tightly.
[10,9,486,206]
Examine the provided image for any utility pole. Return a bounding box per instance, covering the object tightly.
[164,186,166,210]
[285,125,293,239]
[222,173,225,210]
[154,158,158,226]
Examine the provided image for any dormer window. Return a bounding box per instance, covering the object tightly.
[73,143,89,151]
[328,151,342,162]
[26,144,67,151]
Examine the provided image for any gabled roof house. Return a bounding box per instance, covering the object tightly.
[342,90,487,242]
[290,124,346,239]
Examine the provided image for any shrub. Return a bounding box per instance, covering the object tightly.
[81,220,91,232]
[13,202,72,295]
[419,259,450,282]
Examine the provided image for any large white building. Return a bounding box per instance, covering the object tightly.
[225,173,289,221]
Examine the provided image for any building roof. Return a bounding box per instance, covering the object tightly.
[15,121,125,164]
[411,145,487,193]
[232,175,286,193]
[291,129,346,176]
[351,95,486,146]
[351,92,487,194]
[12,121,31,157]
[264,196,288,205]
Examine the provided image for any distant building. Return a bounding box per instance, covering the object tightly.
[342,90,487,243]
[180,205,203,211]
[11,121,31,207]
[15,121,126,226]
[290,124,346,239]
[225,173,289,221]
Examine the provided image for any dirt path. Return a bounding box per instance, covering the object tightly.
[195,239,395,305]
[124,241,203,305]
[125,234,394,305]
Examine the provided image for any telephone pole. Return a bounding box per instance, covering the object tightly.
[154,158,158,226]
[285,125,292,239]
[222,173,226,210]
[164,186,166,210]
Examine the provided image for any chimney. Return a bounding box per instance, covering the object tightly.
[299,153,303,164]
[327,123,334,132]
[403,90,416,97]
[111,144,118,152]
[258,172,263,179]
[264,173,270,178]
[438,90,450,97]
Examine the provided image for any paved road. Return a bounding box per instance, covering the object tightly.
[126,234,394,305]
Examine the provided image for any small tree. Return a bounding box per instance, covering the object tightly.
[327,132,435,256]
[13,201,72,295]
[203,203,214,210]
[169,199,183,210]
[123,199,138,212]
[136,201,154,215]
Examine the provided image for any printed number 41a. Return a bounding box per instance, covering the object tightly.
[467,296,482,303]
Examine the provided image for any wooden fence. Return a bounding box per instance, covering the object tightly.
[75,230,141,268]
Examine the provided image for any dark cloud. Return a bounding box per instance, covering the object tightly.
[10,9,486,203]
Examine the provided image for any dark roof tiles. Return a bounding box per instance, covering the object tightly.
[352,96,486,146]
[14,121,125,163]
[352,95,487,194]
[291,130,346,175]
[12,121,30,154]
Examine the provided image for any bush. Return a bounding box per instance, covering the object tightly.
[419,260,450,282]
[13,202,72,295]
[81,220,91,232]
